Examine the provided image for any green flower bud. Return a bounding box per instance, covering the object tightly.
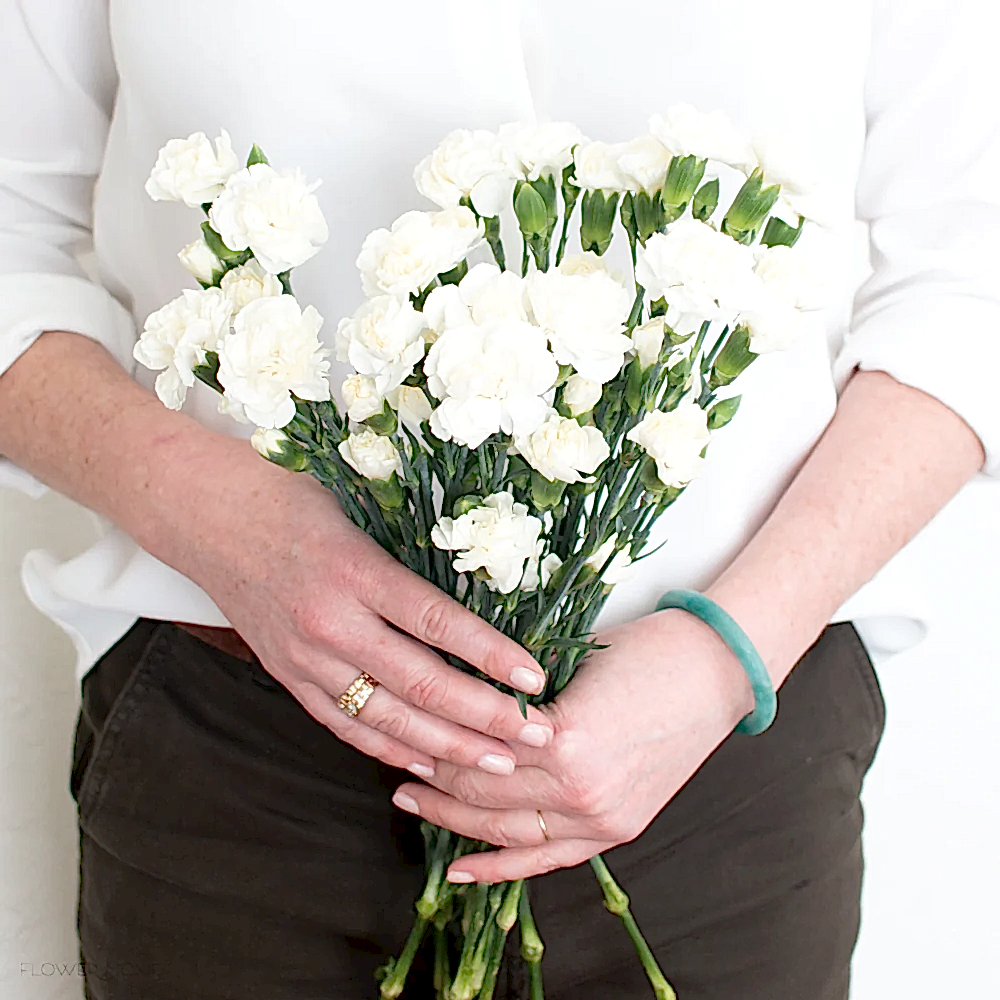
[452,494,483,517]
[579,190,619,256]
[624,356,645,414]
[251,427,308,471]
[722,170,780,243]
[707,394,742,429]
[761,214,805,248]
[632,189,666,243]
[515,182,548,237]
[662,154,706,208]
[710,326,757,389]
[691,178,720,222]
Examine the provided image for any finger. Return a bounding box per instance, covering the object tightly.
[391,781,592,846]
[356,684,528,775]
[343,621,554,750]
[364,565,546,695]
[422,759,568,811]
[448,840,609,884]
[295,681,437,779]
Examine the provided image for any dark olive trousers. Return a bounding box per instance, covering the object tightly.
[72,620,884,999]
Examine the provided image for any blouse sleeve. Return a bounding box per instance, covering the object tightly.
[0,0,136,496]
[835,0,1000,476]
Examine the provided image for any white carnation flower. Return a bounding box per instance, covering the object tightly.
[421,283,471,342]
[649,105,754,172]
[751,133,835,226]
[338,429,402,481]
[635,220,762,332]
[209,164,329,274]
[217,295,330,428]
[572,141,629,192]
[459,263,529,324]
[561,374,603,416]
[334,295,427,395]
[631,318,667,369]
[414,129,516,218]
[741,305,806,355]
[134,288,232,409]
[177,238,223,285]
[526,268,633,383]
[342,374,385,422]
[513,411,610,484]
[586,534,634,586]
[387,385,434,429]
[251,427,289,459]
[425,319,558,449]
[431,491,544,594]
[617,135,673,194]
[145,131,240,208]
[357,207,484,299]
[626,399,712,488]
[558,252,628,286]
[499,121,586,180]
[220,259,284,314]
[740,244,828,354]
[521,548,563,592]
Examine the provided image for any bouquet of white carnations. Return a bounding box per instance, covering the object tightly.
[137,108,826,1000]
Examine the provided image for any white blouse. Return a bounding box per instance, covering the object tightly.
[2,0,999,677]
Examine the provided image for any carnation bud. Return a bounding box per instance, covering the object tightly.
[250,427,308,471]
[709,326,758,389]
[761,215,805,248]
[662,154,706,208]
[707,394,742,429]
[631,190,666,244]
[364,400,398,436]
[579,190,619,256]
[691,178,720,222]
[246,143,269,168]
[369,474,404,510]
[722,170,780,243]
[530,470,566,511]
[514,182,548,237]
[452,494,483,517]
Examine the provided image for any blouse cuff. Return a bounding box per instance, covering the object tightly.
[834,295,1000,477]
[0,272,136,496]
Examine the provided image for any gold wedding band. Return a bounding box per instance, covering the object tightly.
[338,671,379,718]
[536,810,551,842]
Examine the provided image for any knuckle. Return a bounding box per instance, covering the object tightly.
[401,668,450,712]
[482,815,511,848]
[369,702,410,742]
[412,595,454,649]
[451,770,488,808]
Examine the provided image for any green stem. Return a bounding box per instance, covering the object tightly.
[435,924,452,999]
[518,885,545,1000]
[417,826,454,918]
[590,856,676,1000]
[380,916,430,999]
[449,883,490,1000]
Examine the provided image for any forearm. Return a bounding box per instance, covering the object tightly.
[705,370,985,686]
[0,331,294,580]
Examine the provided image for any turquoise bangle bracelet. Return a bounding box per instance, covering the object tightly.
[655,589,777,736]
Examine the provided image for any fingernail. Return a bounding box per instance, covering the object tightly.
[407,763,435,780]
[511,666,544,695]
[447,870,475,883]
[392,791,420,814]
[477,753,515,776]
[518,723,551,748]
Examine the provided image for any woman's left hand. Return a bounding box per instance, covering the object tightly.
[390,607,759,883]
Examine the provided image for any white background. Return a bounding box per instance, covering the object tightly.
[1,483,997,998]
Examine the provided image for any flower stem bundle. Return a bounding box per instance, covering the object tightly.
[138,106,828,998]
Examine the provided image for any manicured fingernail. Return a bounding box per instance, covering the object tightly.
[477,754,515,776]
[447,870,475,883]
[510,666,544,695]
[518,723,551,748]
[392,791,420,814]
[407,763,435,780]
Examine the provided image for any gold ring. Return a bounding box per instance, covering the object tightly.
[536,810,551,842]
[338,671,379,718]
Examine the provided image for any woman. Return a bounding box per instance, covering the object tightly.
[0,2,995,998]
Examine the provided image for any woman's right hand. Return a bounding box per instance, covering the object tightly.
[184,457,554,781]
[0,334,552,781]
